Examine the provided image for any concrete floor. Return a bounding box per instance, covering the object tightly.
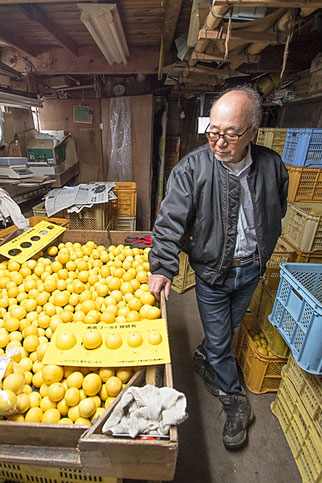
[166,288,301,483]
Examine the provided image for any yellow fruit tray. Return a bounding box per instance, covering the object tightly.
[0,221,66,263]
[43,319,171,367]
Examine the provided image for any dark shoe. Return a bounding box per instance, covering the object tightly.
[218,393,255,450]
[192,347,219,396]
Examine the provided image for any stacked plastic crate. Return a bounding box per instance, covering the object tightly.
[266,131,322,482]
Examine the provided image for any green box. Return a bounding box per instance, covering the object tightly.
[27,137,69,165]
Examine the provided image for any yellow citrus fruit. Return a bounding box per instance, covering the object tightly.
[116,368,133,384]
[38,314,51,329]
[105,396,116,409]
[75,416,91,426]
[40,396,57,412]
[67,371,84,389]
[105,376,123,397]
[23,334,39,352]
[128,297,142,312]
[59,417,73,424]
[0,331,9,348]
[139,292,155,306]
[43,278,57,293]
[100,311,115,324]
[19,357,32,372]
[127,333,143,348]
[4,317,20,332]
[39,383,49,398]
[56,398,69,417]
[82,373,102,396]
[82,330,102,350]
[64,387,80,407]
[105,333,123,350]
[32,370,44,388]
[55,330,77,350]
[52,291,69,307]
[98,368,114,383]
[42,365,64,385]
[25,407,43,422]
[3,372,25,394]
[68,405,80,422]
[78,397,96,418]
[22,384,32,395]
[126,311,141,322]
[47,246,58,256]
[92,407,105,421]
[47,382,65,402]
[16,393,30,413]
[29,391,42,408]
[42,408,61,423]
[36,342,49,361]
[58,251,70,265]
[146,306,161,320]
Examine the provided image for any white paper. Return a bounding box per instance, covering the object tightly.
[44,183,116,217]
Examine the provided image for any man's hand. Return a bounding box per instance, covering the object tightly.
[148,274,172,301]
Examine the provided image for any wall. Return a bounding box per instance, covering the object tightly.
[39,99,103,179]
[0,108,35,157]
[39,95,153,230]
[278,98,322,128]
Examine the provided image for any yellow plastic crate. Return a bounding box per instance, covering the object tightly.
[286,164,322,202]
[33,201,113,231]
[271,376,322,483]
[249,281,289,358]
[171,252,195,294]
[262,237,295,291]
[234,318,288,394]
[112,181,137,216]
[0,463,120,483]
[282,202,322,252]
[283,354,322,434]
[256,128,288,157]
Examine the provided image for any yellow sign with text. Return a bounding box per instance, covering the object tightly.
[43,319,171,367]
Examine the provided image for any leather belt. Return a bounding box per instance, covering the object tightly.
[232,252,259,267]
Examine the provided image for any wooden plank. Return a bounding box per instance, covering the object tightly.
[0,444,81,467]
[199,28,287,43]
[1,46,160,74]
[162,0,185,63]
[0,27,39,57]
[17,3,78,56]
[78,290,178,482]
[186,65,240,76]
[191,51,260,63]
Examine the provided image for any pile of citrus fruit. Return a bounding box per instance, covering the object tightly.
[248,328,273,356]
[0,241,158,424]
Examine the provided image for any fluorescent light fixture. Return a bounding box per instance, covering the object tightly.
[78,4,129,65]
[0,92,43,109]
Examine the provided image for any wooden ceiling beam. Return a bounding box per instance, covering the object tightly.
[191,52,260,63]
[162,0,184,63]
[0,28,39,57]
[0,46,160,75]
[191,1,322,6]
[187,65,241,76]
[0,60,22,77]
[199,28,287,44]
[17,3,78,57]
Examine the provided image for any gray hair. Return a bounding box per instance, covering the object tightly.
[212,85,262,127]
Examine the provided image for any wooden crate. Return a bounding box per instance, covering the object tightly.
[0,231,177,482]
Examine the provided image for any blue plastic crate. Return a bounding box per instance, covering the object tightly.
[282,128,322,168]
[268,263,322,375]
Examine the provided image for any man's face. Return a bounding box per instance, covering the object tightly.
[208,92,259,164]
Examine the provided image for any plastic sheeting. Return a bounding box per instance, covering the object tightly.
[107,97,132,181]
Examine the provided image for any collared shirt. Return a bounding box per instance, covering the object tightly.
[224,144,257,258]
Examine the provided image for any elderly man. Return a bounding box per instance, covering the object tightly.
[148,86,288,450]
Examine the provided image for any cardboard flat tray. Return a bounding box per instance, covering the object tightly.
[0,230,177,481]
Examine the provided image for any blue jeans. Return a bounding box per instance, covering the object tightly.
[195,259,260,394]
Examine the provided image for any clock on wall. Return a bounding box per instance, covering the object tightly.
[112,84,126,97]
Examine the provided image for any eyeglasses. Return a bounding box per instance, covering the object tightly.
[205,124,252,144]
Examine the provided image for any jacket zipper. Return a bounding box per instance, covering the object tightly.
[213,168,230,284]
[247,175,262,270]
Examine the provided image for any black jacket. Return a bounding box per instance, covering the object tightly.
[149,142,289,286]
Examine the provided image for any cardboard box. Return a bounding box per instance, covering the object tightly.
[27,136,70,165]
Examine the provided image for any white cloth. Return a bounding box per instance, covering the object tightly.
[0,189,29,230]
[102,385,188,438]
[225,144,257,258]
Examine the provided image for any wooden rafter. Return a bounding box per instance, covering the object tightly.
[0,60,22,77]
[162,0,184,63]
[0,28,38,57]
[191,52,260,63]
[17,3,78,57]
[198,28,288,44]
[186,65,241,76]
